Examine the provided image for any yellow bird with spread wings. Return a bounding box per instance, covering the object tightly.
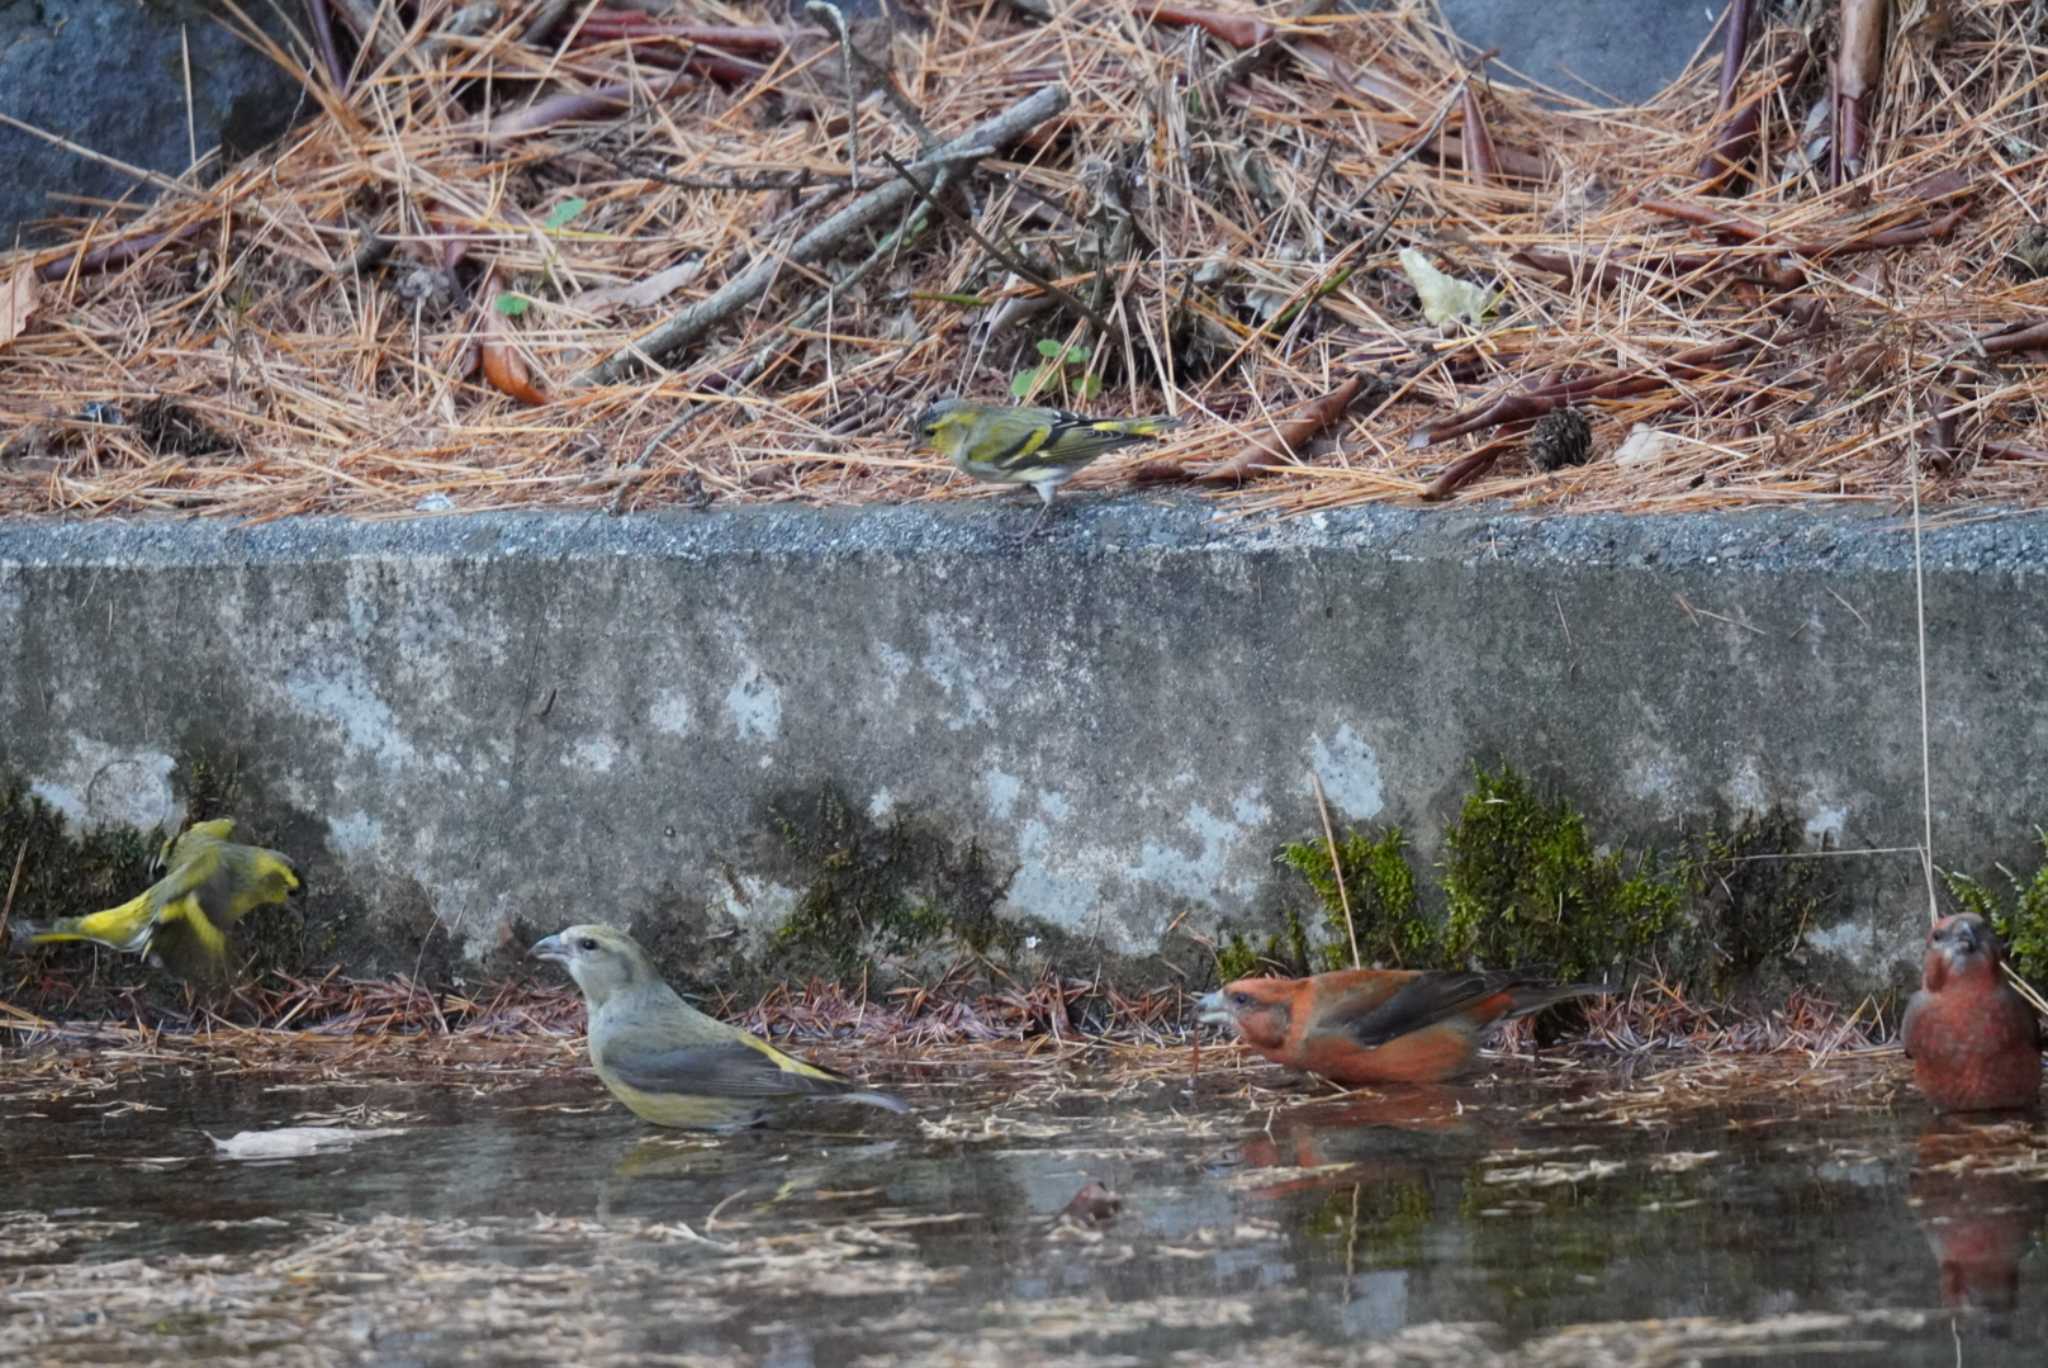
[17,818,299,984]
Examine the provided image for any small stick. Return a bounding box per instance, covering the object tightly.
[1310,771,1361,971]
[0,111,209,201]
[880,150,1113,338]
[0,838,29,944]
[35,224,202,282]
[577,85,1069,386]
[519,0,575,47]
[1711,0,1753,114]
[1411,333,1764,449]
[1460,79,1497,187]
[306,0,349,89]
[804,3,861,191]
[1697,44,1809,188]
[1832,0,1889,184]
[1131,372,1369,485]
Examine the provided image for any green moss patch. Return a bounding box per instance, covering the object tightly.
[1439,764,1678,982]
[1944,828,2048,984]
[1222,765,1848,1005]
[754,784,1020,982]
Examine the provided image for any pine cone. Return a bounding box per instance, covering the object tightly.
[1529,407,1594,471]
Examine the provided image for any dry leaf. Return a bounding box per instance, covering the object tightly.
[1398,248,1494,327]
[569,259,704,312]
[209,1126,410,1160]
[480,277,548,406]
[1613,424,1682,467]
[0,264,37,348]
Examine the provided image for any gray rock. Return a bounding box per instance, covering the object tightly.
[1,0,311,246]
[1435,0,1727,106]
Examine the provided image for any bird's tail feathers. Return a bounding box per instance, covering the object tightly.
[1502,980,1613,1020]
[1120,416,1182,437]
[25,891,160,954]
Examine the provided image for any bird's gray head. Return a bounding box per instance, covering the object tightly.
[909,398,964,446]
[1928,913,2002,972]
[531,923,659,1008]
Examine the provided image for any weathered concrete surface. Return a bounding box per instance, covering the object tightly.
[2,500,2045,992]
[1434,0,1725,106]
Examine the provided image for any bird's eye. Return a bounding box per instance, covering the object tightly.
[578,937,599,952]
[1230,991,1253,1006]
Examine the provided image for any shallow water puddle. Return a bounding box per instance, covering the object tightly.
[1,1044,2043,1365]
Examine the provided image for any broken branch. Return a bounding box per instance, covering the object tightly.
[576,84,1070,386]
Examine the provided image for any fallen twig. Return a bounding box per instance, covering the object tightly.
[1131,373,1371,485]
[577,84,1070,386]
[1410,333,1768,451]
[1831,0,1889,184]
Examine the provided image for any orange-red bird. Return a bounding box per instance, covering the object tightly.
[1198,969,1609,1086]
[1901,914,2043,1113]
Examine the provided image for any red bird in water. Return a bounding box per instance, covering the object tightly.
[1902,914,2043,1113]
[1197,969,1609,1086]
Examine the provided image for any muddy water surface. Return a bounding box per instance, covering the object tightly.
[2,1041,2043,1365]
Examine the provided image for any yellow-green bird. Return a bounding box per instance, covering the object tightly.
[911,399,1181,538]
[18,818,299,984]
[531,923,910,1131]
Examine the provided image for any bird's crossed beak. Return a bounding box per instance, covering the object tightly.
[1196,990,1232,1025]
[530,932,569,963]
[1933,919,1984,955]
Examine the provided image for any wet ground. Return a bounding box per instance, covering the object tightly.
[2,1038,2044,1366]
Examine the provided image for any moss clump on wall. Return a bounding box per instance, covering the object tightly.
[1678,804,1838,995]
[1439,764,1679,982]
[759,784,1018,981]
[1250,765,1857,1000]
[1944,829,2048,984]
[0,776,160,930]
[1278,826,1429,970]
[1214,907,1313,981]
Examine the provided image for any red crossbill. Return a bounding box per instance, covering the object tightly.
[1198,968,1608,1086]
[1902,914,2042,1113]
[532,923,910,1131]
[16,818,299,984]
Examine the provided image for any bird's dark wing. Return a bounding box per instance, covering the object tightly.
[601,1037,856,1100]
[1328,972,1509,1048]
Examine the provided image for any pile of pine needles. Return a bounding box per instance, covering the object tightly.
[1,0,2044,521]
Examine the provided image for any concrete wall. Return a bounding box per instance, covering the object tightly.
[3,501,2045,991]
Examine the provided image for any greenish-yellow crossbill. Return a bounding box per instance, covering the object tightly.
[16,818,299,984]
[910,399,1181,538]
[532,923,910,1131]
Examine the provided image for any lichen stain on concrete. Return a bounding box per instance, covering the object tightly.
[31,737,177,831]
[648,688,692,737]
[711,871,802,929]
[983,770,1024,822]
[1804,803,1849,844]
[1007,798,1113,933]
[1134,789,1274,905]
[917,618,996,731]
[723,663,783,741]
[1724,756,1769,815]
[1805,916,1889,975]
[572,736,621,773]
[283,656,419,767]
[328,810,384,859]
[1619,732,1686,822]
[1306,724,1385,821]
